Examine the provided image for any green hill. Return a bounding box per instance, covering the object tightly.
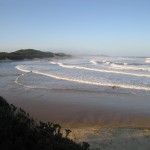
[0,49,69,60]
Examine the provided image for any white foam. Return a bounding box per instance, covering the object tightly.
[90,60,97,65]
[15,73,33,88]
[111,63,150,71]
[102,60,111,65]
[145,58,150,63]
[15,65,31,73]
[15,65,150,91]
[50,61,150,78]
[50,61,58,65]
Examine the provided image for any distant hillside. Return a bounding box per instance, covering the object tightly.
[0,49,70,60]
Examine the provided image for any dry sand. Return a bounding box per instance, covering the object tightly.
[69,127,150,150]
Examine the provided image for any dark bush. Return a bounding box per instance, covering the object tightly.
[0,96,89,150]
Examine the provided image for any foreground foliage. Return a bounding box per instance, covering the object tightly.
[0,96,89,150]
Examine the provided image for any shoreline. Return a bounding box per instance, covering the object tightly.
[1,84,150,128]
[1,68,150,149]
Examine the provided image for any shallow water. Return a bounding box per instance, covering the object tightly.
[4,55,150,95]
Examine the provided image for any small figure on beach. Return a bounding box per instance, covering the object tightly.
[112,86,117,89]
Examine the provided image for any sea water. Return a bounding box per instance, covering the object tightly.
[1,55,150,95]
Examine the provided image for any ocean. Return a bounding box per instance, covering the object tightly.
[1,55,150,95]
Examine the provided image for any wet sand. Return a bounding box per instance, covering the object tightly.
[0,83,150,128]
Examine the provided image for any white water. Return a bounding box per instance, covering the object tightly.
[15,65,150,91]
[145,58,150,63]
[49,61,150,78]
[90,60,97,65]
[15,65,31,73]
[110,63,150,71]
[12,56,150,94]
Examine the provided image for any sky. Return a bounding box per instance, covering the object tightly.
[0,0,150,56]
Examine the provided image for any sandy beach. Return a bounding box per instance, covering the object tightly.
[69,127,150,150]
[1,83,150,149]
[1,59,150,150]
[1,0,150,149]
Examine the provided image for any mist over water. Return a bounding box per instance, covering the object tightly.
[12,55,150,95]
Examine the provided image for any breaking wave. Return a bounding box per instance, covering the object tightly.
[90,60,112,65]
[15,65,31,73]
[145,58,150,63]
[50,61,150,78]
[15,65,150,91]
[90,60,97,65]
[102,60,112,65]
[111,63,150,71]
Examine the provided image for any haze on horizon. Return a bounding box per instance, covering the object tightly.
[0,0,150,56]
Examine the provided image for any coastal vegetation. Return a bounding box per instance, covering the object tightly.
[0,96,89,150]
[0,49,70,60]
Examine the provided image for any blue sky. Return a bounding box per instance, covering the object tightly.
[0,0,150,56]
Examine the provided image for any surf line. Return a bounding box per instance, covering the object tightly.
[15,65,150,91]
[110,63,150,72]
[15,73,31,88]
[145,58,150,63]
[13,70,145,96]
[13,68,124,94]
[50,62,150,78]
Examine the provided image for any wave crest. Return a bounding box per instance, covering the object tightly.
[15,65,31,73]
[111,63,150,71]
[15,65,150,91]
[145,58,150,63]
[50,61,150,78]
[90,60,97,65]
